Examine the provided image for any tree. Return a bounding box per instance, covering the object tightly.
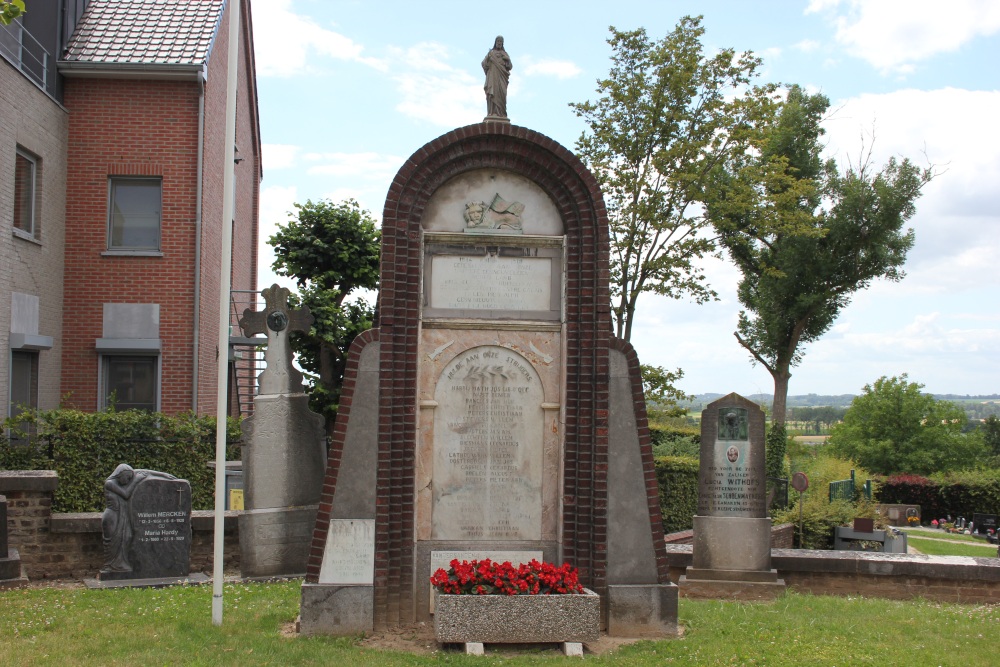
[0,0,25,25]
[708,85,933,427]
[570,17,780,342]
[981,415,1000,457]
[828,375,985,476]
[269,199,380,423]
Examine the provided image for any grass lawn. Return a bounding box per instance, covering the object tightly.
[906,528,994,545]
[2,581,999,666]
[907,536,999,557]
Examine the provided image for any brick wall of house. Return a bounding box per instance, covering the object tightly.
[196,0,261,415]
[0,62,69,412]
[60,0,260,416]
[61,78,202,413]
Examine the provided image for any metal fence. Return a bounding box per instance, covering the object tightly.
[829,469,872,502]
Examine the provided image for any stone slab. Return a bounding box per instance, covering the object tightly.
[429,255,553,311]
[0,470,58,493]
[431,346,544,541]
[692,515,773,572]
[318,519,375,584]
[1,547,22,580]
[563,643,584,657]
[0,494,7,555]
[606,348,659,585]
[240,505,317,578]
[683,567,781,583]
[299,582,374,636]
[241,393,325,510]
[434,589,600,644]
[85,573,209,589]
[677,575,786,601]
[606,584,679,638]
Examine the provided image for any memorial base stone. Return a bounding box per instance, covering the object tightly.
[299,582,374,636]
[239,505,317,578]
[677,573,786,601]
[691,516,774,572]
[0,548,27,590]
[606,584,679,637]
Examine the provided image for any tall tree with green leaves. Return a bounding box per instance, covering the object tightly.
[0,0,25,25]
[829,375,984,476]
[570,16,780,343]
[269,199,380,423]
[708,85,933,432]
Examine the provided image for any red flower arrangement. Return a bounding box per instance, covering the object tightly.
[430,558,584,596]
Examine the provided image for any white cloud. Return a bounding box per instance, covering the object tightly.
[793,39,821,53]
[262,143,299,171]
[807,0,1000,74]
[251,0,385,77]
[521,57,582,79]
[256,185,300,291]
[302,151,405,181]
[388,42,483,127]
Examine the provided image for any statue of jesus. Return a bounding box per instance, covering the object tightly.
[482,35,512,118]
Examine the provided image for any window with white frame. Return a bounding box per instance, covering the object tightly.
[108,177,161,250]
[13,148,37,238]
[102,355,159,412]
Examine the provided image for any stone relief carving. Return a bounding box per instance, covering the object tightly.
[464,193,525,233]
[718,407,749,441]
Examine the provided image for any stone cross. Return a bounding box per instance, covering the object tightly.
[239,284,314,395]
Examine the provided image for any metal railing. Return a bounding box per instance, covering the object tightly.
[229,290,266,417]
[0,19,55,95]
[829,469,872,502]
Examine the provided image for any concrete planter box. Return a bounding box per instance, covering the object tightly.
[434,589,600,644]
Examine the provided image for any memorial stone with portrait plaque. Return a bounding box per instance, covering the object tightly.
[679,393,785,599]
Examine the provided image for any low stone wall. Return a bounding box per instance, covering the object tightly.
[664,523,794,549]
[665,544,1000,604]
[0,470,239,580]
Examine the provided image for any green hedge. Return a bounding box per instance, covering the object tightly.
[876,469,1000,522]
[650,424,700,458]
[0,409,241,513]
[655,455,699,534]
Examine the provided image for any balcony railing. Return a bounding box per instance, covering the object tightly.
[0,18,55,95]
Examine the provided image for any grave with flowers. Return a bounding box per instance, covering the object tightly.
[299,53,678,641]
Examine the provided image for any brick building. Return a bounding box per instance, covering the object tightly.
[0,0,260,420]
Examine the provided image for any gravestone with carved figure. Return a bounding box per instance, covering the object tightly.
[299,42,677,638]
[678,393,786,599]
[238,284,326,578]
[1,494,28,588]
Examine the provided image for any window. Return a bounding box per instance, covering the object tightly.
[9,350,39,446]
[13,148,37,237]
[102,355,159,411]
[108,177,161,250]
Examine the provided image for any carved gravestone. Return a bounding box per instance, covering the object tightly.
[238,284,326,577]
[0,494,23,585]
[679,393,785,598]
[98,465,192,581]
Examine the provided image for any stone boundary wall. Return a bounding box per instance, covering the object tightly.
[665,544,1000,604]
[664,523,794,548]
[1,471,239,580]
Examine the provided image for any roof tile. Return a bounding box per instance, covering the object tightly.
[63,0,225,65]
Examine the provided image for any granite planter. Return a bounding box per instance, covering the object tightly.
[434,589,601,644]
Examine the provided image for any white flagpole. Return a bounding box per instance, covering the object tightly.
[212,0,241,627]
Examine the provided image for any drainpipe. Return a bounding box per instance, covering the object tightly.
[192,71,206,412]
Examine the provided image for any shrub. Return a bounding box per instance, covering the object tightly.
[650,422,700,458]
[0,408,241,513]
[874,470,1000,522]
[655,455,699,533]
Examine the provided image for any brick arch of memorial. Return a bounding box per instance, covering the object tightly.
[375,122,612,626]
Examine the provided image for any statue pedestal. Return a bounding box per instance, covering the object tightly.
[483,115,510,124]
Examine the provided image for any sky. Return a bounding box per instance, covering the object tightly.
[248,0,1000,398]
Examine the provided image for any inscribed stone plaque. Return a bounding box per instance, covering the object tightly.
[430,255,552,311]
[99,466,191,581]
[432,346,544,540]
[318,519,375,585]
[697,396,767,518]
